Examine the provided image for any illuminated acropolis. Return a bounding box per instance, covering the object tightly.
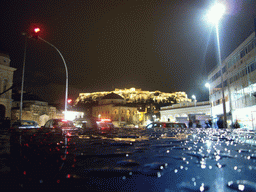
[75,87,191,104]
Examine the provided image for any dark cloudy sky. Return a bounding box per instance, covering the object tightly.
[0,0,255,105]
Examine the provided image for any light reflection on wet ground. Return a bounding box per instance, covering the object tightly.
[2,127,256,191]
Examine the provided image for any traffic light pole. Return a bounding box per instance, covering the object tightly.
[38,37,68,119]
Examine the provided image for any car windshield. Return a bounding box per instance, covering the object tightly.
[3,1,256,190]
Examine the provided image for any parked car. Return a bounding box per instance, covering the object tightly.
[10,120,40,133]
[11,120,40,129]
[41,119,78,136]
[146,122,187,129]
[96,118,115,133]
[73,117,114,134]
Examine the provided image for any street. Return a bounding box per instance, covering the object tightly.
[1,127,256,191]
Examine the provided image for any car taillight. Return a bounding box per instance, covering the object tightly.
[9,127,14,133]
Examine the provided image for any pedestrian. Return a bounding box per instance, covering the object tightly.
[188,120,193,128]
[208,119,212,128]
[196,120,201,128]
[217,117,224,128]
[205,120,209,128]
[233,120,240,128]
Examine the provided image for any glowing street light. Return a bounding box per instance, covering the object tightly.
[206,3,227,128]
[192,95,197,107]
[206,3,225,24]
[205,83,211,98]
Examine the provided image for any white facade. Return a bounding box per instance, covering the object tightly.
[208,32,256,129]
[12,99,64,126]
[160,101,211,124]
[0,53,16,119]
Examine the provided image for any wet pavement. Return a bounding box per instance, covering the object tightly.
[1,127,256,191]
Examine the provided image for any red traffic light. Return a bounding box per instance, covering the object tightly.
[68,99,72,104]
[31,27,41,39]
[34,28,40,33]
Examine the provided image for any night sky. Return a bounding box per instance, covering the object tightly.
[0,0,255,106]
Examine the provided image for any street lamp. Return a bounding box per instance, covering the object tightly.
[205,83,210,97]
[206,3,227,128]
[30,27,69,119]
[205,83,212,118]
[192,95,197,107]
[39,37,69,119]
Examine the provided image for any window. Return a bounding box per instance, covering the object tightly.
[248,41,253,52]
[248,66,251,73]
[222,66,227,74]
[250,62,256,72]
[3,79,8,92]
[223,80,227,87]
[3,79,8,98]
[44,120,51,128]
[240,49,246,58]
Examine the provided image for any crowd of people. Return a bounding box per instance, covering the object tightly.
[188,118,240,129]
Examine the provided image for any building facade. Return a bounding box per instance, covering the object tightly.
[0,52,16,119]
[76,87,191,105]
[92,93,140,127]
[208,32,256,128]
[77,88,192,127]
[160,101,211,127]
[11,93,64,126]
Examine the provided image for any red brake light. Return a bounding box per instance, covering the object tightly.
[34,28,40,33]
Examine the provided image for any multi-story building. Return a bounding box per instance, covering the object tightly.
[0,52,16,119]
[208,32,256,128]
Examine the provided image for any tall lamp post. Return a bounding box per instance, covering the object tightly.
[206,3,227,128]
[205,83,212,118]
[39,37,68,119]
[31,27,69,119]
